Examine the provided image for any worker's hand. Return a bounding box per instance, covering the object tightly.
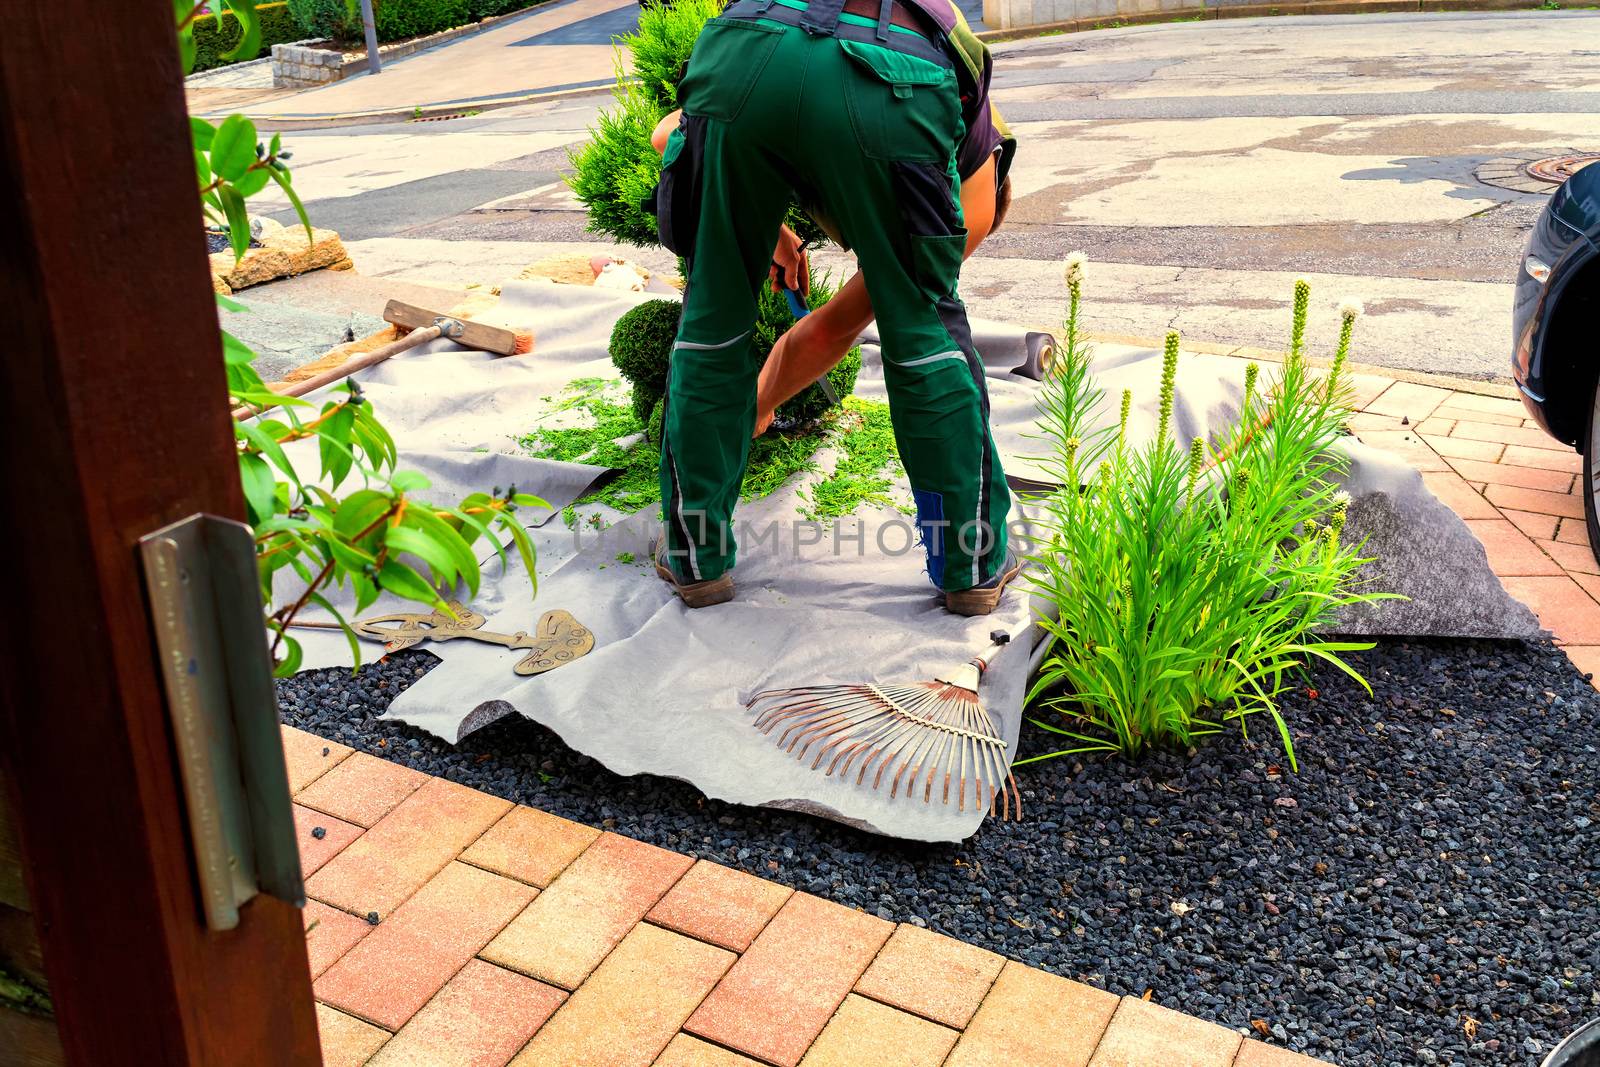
[769,224,809,297]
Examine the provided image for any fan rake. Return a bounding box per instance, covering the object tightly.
[747,631,1021,821]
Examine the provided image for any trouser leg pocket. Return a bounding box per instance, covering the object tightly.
[646,113,709,257]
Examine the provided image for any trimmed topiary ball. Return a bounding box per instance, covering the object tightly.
[609,298,680,396]
[646,397,666,447]
[631,383,661,426]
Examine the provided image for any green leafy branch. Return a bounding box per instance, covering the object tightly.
[179,1,545,676]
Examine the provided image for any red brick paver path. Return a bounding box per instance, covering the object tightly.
[281,365,1590,1067]
[1345,374,1600,683]
[283,725,1326,1066]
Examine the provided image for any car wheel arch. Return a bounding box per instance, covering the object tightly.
[1535,250,1600,449]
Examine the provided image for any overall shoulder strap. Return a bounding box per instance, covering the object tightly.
[798,0,847,34]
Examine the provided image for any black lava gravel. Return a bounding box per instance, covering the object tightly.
[277,637,1600,1066]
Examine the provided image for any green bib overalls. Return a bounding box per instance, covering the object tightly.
[651,0,1011,592]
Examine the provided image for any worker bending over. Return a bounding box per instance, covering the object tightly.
[648,0,1019,615]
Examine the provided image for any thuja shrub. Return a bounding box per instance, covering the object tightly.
[1024,263,1391,768]
[568,0,829,248]
[633,0,724,110]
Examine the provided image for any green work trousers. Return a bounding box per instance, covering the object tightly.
[653,10,1010,592]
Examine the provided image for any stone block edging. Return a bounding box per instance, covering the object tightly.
[979,0,1553,40]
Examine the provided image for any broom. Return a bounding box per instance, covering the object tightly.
[231,299,533,420]
[748,630,1021,821]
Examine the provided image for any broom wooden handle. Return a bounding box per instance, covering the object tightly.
[230,324,440,420]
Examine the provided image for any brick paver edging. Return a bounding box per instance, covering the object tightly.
[977,0,1562,43]
[1342,374,1600,682]
[280,725,1328,1066]
[285,358,1595,1066]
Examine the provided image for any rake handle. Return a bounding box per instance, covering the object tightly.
[972,630,1011,672]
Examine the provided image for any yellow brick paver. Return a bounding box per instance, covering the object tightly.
[647,859,793,952]
[1087,996,1243,1067]
[315,860,536,1031]
[282,725,353,793]
[461,804,600,888]
[854,924,1003,1029]
[482,832,693,989]
[511,923,734,1067]
[945,961,1119,1067]
[797,994,958,1067]
[307,776,511,918]
[652,1034,766,1066]
[1233,1040,1331,1066]
[369,959,565,1067]
[316,1003,390,1067]
[296,751,429,828]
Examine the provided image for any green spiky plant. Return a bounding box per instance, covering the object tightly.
[1024,266,1393,768]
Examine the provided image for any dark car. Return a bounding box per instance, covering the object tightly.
[1514,160,1600,551]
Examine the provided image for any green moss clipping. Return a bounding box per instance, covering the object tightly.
[519,383,901,519]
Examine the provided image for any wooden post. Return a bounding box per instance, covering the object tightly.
[0,1,322,1064]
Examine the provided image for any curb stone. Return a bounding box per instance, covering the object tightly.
[977,0,1573,42]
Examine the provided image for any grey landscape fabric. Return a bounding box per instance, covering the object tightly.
[280,279,1535,841]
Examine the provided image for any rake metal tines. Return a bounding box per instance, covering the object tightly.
[747,633,1021,821]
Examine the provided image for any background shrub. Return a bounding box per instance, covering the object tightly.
[569,0,831,250]
[468,0,545,17]
[1024,271,1389,768]
[286,0,354,40]
[373,0,472,40]
[193,1,304,71]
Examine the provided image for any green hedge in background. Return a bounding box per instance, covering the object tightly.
[286,0,549,44]
[373,0,471,40]
[192,2,302,71]
[286,0,353,39]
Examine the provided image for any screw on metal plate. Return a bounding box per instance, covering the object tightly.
[139,514,304,931]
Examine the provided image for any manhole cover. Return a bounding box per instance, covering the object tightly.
[1475,150,1591,193]
[1526,154,1600,185]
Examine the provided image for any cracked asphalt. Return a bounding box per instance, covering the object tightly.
[255,9,1600,380]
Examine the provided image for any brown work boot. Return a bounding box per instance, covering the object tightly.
[943,554,1023,617]
[653,534,734,608]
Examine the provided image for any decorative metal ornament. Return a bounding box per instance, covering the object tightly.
[350,601,594,675]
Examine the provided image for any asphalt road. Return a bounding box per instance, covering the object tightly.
[258,9,1600,380]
